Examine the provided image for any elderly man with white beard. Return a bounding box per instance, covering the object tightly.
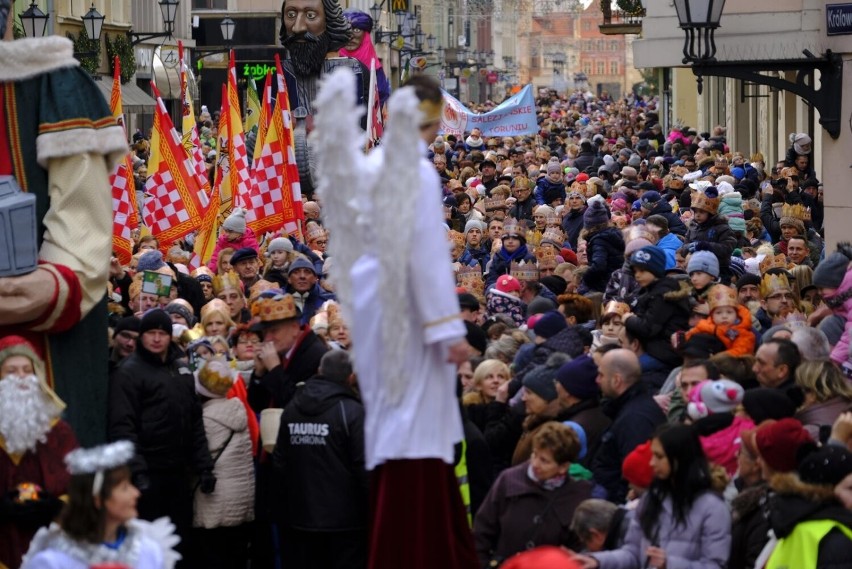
[0,335,78,569]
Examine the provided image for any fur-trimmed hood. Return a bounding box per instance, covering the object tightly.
[0,36,79,82]
[662,278,693,301]
[767,472,852,539]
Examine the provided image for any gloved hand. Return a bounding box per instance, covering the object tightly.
[199,470,217,494]
[686,242,697,253]
[132,472,151,493]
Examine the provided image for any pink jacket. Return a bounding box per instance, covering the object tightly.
[207,227,260,272]
[824,268,852,365]
[700,415,755,476]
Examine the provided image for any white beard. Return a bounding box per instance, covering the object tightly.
[0,374,62,455]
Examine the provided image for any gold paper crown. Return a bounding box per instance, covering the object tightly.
[254,294,300,323]
[759,253,789,275]
[783,311,808,329]
[306,222,328,243]
[192,266,215,279]
[780,166,799,179]
[603,301,631,317]
[569,180,585,193]
[690,192,720,215]
[421,98,444,126]
[197,358,235,397]
[180,323,206,344]
[511,260,540,282]
[511,176,531,190]
[325,301,344,328]
[456,265,485,303]
[525,229,542,249]
[502,218,523,238]
[780,203,812,222]
[541,227,564,247]
[201,298,231,322]
[663,174,685,190]
[249,279,278,303]
[545,212,561,226]
[760,272,793,298]
[536,248,558,269]
[447,230,466,249]
[213,270,242,296]
[714,155,729,167]
[484,196,508,211]
[707,284,738,312]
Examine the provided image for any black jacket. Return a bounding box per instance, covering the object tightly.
[108,343,213,475]
[591,382,665,503]
[582,227,625,293]
[561,207,586,250]
[729,482,770,569]
[686,215,737,282]
[273,377,368,530]
[248,328,328,411]
[646,200,687,236]
[625,277,691,368]
[509,197,535,221]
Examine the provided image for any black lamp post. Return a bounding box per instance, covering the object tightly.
[194,17,237,62]
[220,18,235,43]
[19,1,49,38]
[82,3,105,42]
[674,0,725,65]
[130,0,179,47]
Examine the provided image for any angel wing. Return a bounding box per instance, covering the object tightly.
[132,517,182,569]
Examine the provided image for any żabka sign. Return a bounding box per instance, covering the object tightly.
[827,4,852,35]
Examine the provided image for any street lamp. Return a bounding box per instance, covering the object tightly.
[194,17,237,61]
[674,0,725,64]
[82,3,105,42]
[369,2,381,22]
[130,0,179,46]
[220,17,235,43]
[426,34,436,50]
[19,1,49,38]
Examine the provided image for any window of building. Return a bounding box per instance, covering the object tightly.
[193,0,227,8]
[610,61,618,74]
[583,61,592,75]
[597,61,605,75]
[583,20,591,30]
[611,41,619,51]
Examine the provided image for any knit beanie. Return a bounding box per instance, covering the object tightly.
[628,246,666,278]
[288,256,317,275]
[583,200,609,228]
[741,388,796,424]
[164,303,196,327]
[798,445,852,486]
[266,237,294,255]
[533,310,567,339]
[639,191,661,210]
[555,355,599,400]
[137,250,166,273]
[464,219,486,236]
[812,250,851,289]
[139,309,173,336]
[563,421,588,460]
[495,274,521,294]
[539,275,567,296]
[222,208,247,234]
[465,321,488,356]
[687,250,720,278]
[113,316,141,335]
[522,364,559,402]
[736,273,762,291]
[754,418,813,473]
[527,296,557,316]
[622,441,654,489]
[546,162,562,175]
[729,256,746,279]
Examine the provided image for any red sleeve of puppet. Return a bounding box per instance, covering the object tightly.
[38,420,79,497]
[228,380,260,456]
[28,263,83,334]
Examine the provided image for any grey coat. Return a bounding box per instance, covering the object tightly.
[591,492,731,569]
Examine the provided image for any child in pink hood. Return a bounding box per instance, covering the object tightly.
[688,379,754,476]
[207,208,259,272]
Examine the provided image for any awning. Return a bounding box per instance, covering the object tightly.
[94,77,157,113]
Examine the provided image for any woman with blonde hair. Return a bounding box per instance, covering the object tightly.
[201,299,235,339]
[795,360,852,442]
[463,359,511,407]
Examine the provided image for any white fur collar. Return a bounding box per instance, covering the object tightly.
[0,36,79,82]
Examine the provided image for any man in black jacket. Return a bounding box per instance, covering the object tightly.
[591,349,665,503]
[107,309,215,566]
[273,350,368,569]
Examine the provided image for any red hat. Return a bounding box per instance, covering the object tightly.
[561,249,578,265]
[622,440,654,489]
[495,275,521,294]
[576,173,590,183]
[755,418,813,473]
[502,546,581,569]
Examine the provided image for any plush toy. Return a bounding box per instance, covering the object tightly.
[687,379,744,421]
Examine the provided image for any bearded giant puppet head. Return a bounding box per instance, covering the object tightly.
[279,0,351,77]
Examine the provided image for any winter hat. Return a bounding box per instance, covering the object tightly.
[687,379,744,420]
[139,309,173,336]
[729,256,746,280]
[527,296,558,316]
[540,275,567,296]
[576,173,590,184]
[731,167,745,181]
[620,166,638,179]
[555,355,599,400]
[266,237,294,255]
[501,546,581,569]
[229,247,258,266]
[465,321,488,356]
[137,250,166,273]
[563,421,588,460]
[522,364,559,402]
[639,191,662,210]
[627,154,641,168]
[222,208,247,234]
[546,162,562,175]
[629,246,667,278]
[798,445,852,486]
[812,249,852,289]
[164,302,196,327]
[583,200,609,228]
[464,219,486,236]
[716,181,735,196]
[533,310,567,339]
[458,292,481,311]
[114,316,141,335]
[622,441,654,489]
[611,198,629,214]
[567,190,586,203]
[754,418,813,473]
[624,237,653,257]
[687,251,720,278]
[495,274,522,294]
[736,273,762,291]
[790,132,812,156]
[741,388,796,424]
[288,256,317,275]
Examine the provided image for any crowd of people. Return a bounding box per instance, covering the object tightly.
[4,67,852,569]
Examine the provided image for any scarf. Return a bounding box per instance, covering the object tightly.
[339,32,383,71]
[497,243,530,264]
[526,463,566,491]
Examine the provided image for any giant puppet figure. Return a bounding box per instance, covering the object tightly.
[0,0,126,446]
[279,0,369,198]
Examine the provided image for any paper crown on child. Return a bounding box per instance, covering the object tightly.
[707,284,738,312]
[212,270,242,296]
[759,272,793,299]
[540,227,564,248]
[687,379,745,421]
[603,300,631,318]
[781,203,812,222]
[690,187,720,215]
[502,218,524,239]
[511,260,540,283]
[305,222,328,243]
[545,211,561,226]
[457,265,486,304]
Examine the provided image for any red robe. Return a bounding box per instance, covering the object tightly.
[0,420,78,569]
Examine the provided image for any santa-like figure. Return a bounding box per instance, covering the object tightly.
[0,336,78,569]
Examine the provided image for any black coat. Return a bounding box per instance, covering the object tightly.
[273,377,368,530]
[729,482,770,569]
[248,329,329,411]
[561,208,586,250]
[591,382,665,503]
[686,215,737,282]
[509,197,535,221]
[625,277,691,368]
[555,398,611,468]
[108,344,213,475]
[646,200,687,236]
[583,227,625,293]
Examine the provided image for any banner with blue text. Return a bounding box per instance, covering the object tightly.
[439,84,537,137]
